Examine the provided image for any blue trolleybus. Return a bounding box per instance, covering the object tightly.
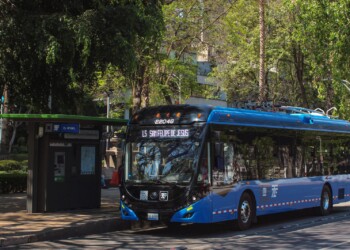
[120,105,350,230]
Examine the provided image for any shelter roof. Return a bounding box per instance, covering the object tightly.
[0,114,128,126]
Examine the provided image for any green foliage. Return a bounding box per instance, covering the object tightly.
[0,172,27,194]
[213,0,304,105]
[291,0,350,117]
[5,153,28,162]
[150,56,198,106]
[0,0,164,114]
[0,160,23,171]
[95,66,131,118]
[150,0,232,105]
[0,158,28,193]
[3,0,350,119]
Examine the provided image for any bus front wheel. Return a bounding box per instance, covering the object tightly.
[236,192,254,230]
[318,185,332,216]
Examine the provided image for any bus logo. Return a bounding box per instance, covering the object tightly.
[159,191,168,201]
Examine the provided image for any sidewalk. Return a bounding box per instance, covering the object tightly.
[0,188,130,247]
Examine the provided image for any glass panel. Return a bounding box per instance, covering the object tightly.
[126,139,200,184]
[316,137,350,176]
[211,128,296,181]
[197,143,209,184]
[211,127,350,180]
[213,142,237,186]
[81,146,96,175]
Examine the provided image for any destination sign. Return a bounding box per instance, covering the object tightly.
[141,129,190,138]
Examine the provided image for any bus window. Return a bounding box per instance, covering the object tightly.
[303,138,323,177]
[294,146,304,177]
[197,143,209,184]
[244,136,278,180]
[213,142,237,186]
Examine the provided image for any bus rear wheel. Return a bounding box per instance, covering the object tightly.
[237,192,254,230]
[318,185,332,216]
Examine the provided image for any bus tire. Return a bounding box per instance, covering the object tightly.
[318,185,332,216]
[237,192,254,230]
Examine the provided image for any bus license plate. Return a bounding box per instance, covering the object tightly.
[147,213,159,221]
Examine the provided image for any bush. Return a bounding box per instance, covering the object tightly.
[21,160,29,172]
[0,160,23,171]
[0,158,28,193]
[8,153,28,162]
[0,171,27,193]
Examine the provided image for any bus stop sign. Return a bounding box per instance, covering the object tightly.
[53,123,80,133]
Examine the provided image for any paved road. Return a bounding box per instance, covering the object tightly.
[5,203,350,250]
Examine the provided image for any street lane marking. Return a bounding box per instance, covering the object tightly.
[319,239,350,250]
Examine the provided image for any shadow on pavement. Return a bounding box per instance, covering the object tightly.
[0,188,129,247]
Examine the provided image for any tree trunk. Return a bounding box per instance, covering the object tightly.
[293,44,309,107]
[132,65,146,114]
[258,0,267,103]
[8,122,18,153]
[141,71,150,108]
[325,74,334,110]
[159,70,174,105]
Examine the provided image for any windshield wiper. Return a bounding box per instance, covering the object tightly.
[143,179,177,185]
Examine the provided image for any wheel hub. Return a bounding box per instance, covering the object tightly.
[323,191,329,210]
[240,200,251,223]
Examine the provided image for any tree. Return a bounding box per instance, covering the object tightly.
[146,0,234,107]
[87,1,165,115]
[211,0,313,107]
[0,0,165,151]
[212,0,262,102]
[291,0,350,118]
[0,1,164,114]
[127,1,164,113]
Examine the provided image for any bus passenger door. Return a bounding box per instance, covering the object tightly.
[210,142,238,222]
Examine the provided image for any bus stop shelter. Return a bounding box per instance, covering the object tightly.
[0,114,127,213]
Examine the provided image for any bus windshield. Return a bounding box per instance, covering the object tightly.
[126,139,200,184]
[125,123,206,185]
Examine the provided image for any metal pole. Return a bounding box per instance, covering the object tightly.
[0,102,2,152]
[106,93,110,150]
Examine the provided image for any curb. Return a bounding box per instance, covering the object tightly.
[0,217,130,247]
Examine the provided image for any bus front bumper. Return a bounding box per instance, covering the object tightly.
[120,198,212,223]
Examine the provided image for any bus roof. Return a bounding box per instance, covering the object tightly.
[208,106,350,134]
[130,104,350,134]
